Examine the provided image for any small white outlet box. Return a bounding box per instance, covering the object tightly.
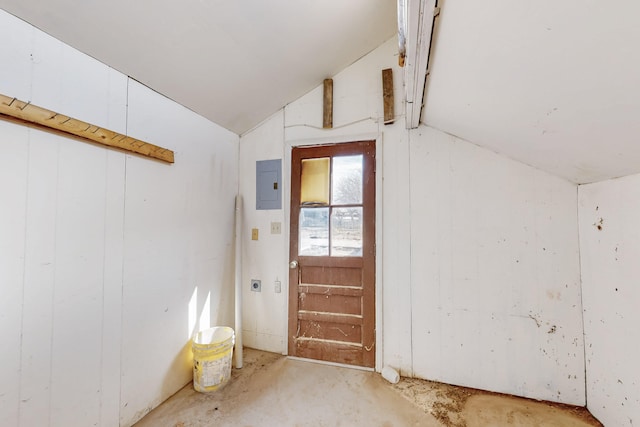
[250,279,261,292]
[274,280,281,293]
[270,222,281,234]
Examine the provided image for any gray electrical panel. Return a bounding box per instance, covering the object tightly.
[256,159,281,210]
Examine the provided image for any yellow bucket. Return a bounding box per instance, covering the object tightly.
[192,326,235,392]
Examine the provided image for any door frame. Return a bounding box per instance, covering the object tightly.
[282,133,383,372]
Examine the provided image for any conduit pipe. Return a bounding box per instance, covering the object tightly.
[382,365,400,384]
[234,195,243,368]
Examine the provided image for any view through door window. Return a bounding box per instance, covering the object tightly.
[299,155,363,257]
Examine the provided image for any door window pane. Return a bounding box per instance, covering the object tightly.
[299,207,329,256]
[301,158,330,205]
[331,207,362,256]
[331,155,363,205]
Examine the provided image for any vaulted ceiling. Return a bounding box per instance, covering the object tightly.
[1,0,639,184]
[423,0,640,184]
[0,0,397,135]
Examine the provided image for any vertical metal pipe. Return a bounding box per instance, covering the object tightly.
[234,195,243,368]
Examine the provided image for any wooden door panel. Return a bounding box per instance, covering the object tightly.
[289,140,375,368]
[294,339,364,366]
[299,284,363,297]
[300,263,362,286]
[299,293,362,316]
[297,311,361,325]
[298,320,362,343]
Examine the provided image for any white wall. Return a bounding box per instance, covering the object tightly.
[579,176,640,426]
[410,126,584,404]
[0,10,238,427]
[238,110,288,352]
[239,37,585,405]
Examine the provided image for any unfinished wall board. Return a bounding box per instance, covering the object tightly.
[0,9,239,427]
[50,135,108,426]
[0,11,32,102]
[239,110,288,353]
[579,177,640,427]
[18,131,60,427]
[120,80,238,426]
[409,126,585,405]
[29,28,121,130]
[0,121,28,427]
[100,150,126,427]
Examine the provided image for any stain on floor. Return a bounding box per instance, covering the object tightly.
[392,376,602,427]
[135,349,603,427]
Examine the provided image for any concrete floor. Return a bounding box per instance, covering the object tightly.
[135,349,602,427]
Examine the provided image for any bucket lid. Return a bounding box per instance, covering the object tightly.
[193,326,234,345]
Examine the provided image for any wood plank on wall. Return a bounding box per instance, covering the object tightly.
[382,68,394,125]
[323,79,333,129]
[0,94,174,163]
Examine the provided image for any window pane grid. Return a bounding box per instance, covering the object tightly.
[299,154,364,258]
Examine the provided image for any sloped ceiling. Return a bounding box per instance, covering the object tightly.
[423,0,640,184]
[0,0,397,135]
[2,0,639,184]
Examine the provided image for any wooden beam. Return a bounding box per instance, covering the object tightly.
[323,79,333,129]
[404,0,438,129]
[0,94,174,163]
[382,68,394,125]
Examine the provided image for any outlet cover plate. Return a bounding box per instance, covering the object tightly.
[250,279,261,292]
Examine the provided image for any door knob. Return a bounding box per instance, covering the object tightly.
[289,260,298,269]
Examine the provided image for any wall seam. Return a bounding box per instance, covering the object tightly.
[575,184,588,408]
[118,78,130,427]
[407,129,414,377]
[17,131,30,427]
[47,135,61,427]
[17,27,37,426]
[98,152,108,427]
[98,70,114,427]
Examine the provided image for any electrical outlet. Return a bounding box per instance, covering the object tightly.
[250,279,261,292]
[274,280,281,293]
[251,228,259,240]
[270,222,281,234]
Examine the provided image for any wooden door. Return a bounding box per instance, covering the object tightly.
[288,141,375,368]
